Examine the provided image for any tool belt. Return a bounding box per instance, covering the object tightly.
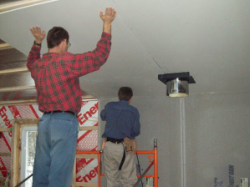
[44,110,76,116]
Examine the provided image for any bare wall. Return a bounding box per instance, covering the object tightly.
[99,91,250,187]
[185,92,250,187]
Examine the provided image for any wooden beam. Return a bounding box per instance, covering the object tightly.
[0,67,29,75]
[0,0,57,13]
[0,100,37,106]
[0,177,6,182]
[0,153,11,157]
[75,182,97,187]
[79,126,98,131]
[76,154,98,159]
[0,96,96,106]
[11,120,21,187]
[0,128,11,132]
[0,85,35,92]
[0,43,13,50]
[82,95,95,99]
[71,157,76,187]
[15,119,40,125]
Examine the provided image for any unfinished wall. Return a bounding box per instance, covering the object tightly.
[0,100,100,186]
[99,91,250,187]
[185,92,250,187]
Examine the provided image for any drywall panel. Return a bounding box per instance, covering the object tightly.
[1,0,250,99]
[185,92,250,187]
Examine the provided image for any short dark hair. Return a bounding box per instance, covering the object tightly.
[118,87,133,101]
[47,27,69,48]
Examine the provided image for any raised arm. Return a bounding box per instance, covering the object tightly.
[27,27,46,70]
[70,8,116,77]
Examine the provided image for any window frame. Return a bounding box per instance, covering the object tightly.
[20,125,38,187]
[11,119,39,187]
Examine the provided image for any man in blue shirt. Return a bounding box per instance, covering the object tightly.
[101,87,141,187]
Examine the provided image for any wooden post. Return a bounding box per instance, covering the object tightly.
[11,120,21,187]
[71,157,76,187]
[10,119,39,187]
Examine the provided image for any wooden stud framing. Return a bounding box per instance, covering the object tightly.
[11,120,21,187]
[0,43,13,50]
[0,153,11,157]
[79,126,98,131]
[76,154,98,159]
[0,128,11,132]
[72,158,76,187]
[11,119,39,187]
[0,97,95,107]
[0,177,6,182]
[0,100,38,106]
[75,182,98,187]
[10,118,99,187]
[0,67,29,75]
[0,0,57,13]
[0,85,35,93]
[0,98,98,186]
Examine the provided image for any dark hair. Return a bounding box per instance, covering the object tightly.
[47,27,69,48]
[118,87,133,101]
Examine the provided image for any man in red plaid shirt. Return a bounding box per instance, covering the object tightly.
[27,8,116,187]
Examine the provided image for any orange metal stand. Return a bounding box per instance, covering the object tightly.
[75,144,158,187]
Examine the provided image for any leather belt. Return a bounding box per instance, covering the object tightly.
[106,137,124,144]
[44,110,76,116]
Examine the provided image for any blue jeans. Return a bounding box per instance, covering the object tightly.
[32,112,79,187]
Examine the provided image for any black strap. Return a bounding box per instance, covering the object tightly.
[33,40,41,46]
[119,143,126,170]
[15,173,33,187]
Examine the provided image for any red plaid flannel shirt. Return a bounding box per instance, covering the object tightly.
[27,32,111,113]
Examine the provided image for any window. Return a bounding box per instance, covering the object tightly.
[20,126,37,187]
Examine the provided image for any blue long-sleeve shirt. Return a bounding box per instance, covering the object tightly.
[101,100,141,139]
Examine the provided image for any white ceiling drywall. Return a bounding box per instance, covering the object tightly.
[0,0,250,99]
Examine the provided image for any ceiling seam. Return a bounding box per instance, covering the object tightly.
[111,0,168,74]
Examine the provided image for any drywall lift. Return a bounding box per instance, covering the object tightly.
[72,140,158,187]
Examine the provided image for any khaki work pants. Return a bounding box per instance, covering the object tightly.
[104,141,137,187]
